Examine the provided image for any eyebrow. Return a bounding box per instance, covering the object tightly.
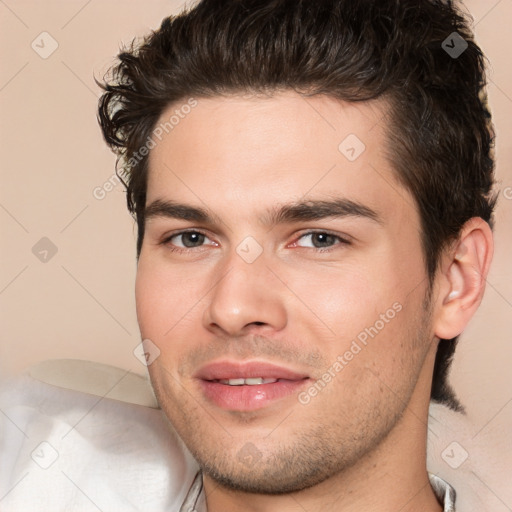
[144,198,381,227]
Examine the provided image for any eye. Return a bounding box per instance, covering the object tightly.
[160,229,349,254]
[161,230,216,252]
[293,231,350,251]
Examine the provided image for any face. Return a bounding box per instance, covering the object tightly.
[135,91,436,493]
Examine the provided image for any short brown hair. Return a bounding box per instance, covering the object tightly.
[97,0,496,411]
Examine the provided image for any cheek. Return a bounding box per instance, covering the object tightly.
[286,256,427,371]
[285,261,402,341]
[309,300,426,420]
[135,255,215,368]
[135,261,160,336]
[135,257,189,338]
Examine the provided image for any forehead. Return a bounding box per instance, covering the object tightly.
[146,91,416,228]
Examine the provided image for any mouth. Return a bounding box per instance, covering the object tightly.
[215,377,280,385]
[195,361,310,412]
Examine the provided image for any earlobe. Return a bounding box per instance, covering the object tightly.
[434,218,494,339]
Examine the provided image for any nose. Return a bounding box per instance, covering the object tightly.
[202,248,287,337]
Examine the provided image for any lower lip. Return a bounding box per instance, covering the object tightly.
[199,379,309,411]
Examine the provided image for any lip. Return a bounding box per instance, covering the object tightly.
[195,360,310,412]
[195,361,309,381]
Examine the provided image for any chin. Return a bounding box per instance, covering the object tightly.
[201,460,332,495]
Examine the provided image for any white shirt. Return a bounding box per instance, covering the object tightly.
[0,374,506,511]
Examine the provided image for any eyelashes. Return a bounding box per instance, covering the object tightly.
[163,231,213,254]
[292,231,351,250]
[160,229,351,255]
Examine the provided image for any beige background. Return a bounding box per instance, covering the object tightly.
[1,0,511,439]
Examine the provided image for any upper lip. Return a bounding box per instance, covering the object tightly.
[195,360,309,381]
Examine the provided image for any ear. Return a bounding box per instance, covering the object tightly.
[433,218,494,339]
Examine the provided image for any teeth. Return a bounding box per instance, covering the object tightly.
[219,378,279,386]
[224,378,245,386]
[245,378,265,385]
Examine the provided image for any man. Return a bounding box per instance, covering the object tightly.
[96,0,495,510]
[0,0,497,511]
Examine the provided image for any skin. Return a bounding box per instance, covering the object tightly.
[135,91,493,511]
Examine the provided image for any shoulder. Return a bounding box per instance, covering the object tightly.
[0,375,198,512]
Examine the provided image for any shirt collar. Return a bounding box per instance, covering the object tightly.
[429,473,456,511]
[180,471,456,512]
[179,472,204,512]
